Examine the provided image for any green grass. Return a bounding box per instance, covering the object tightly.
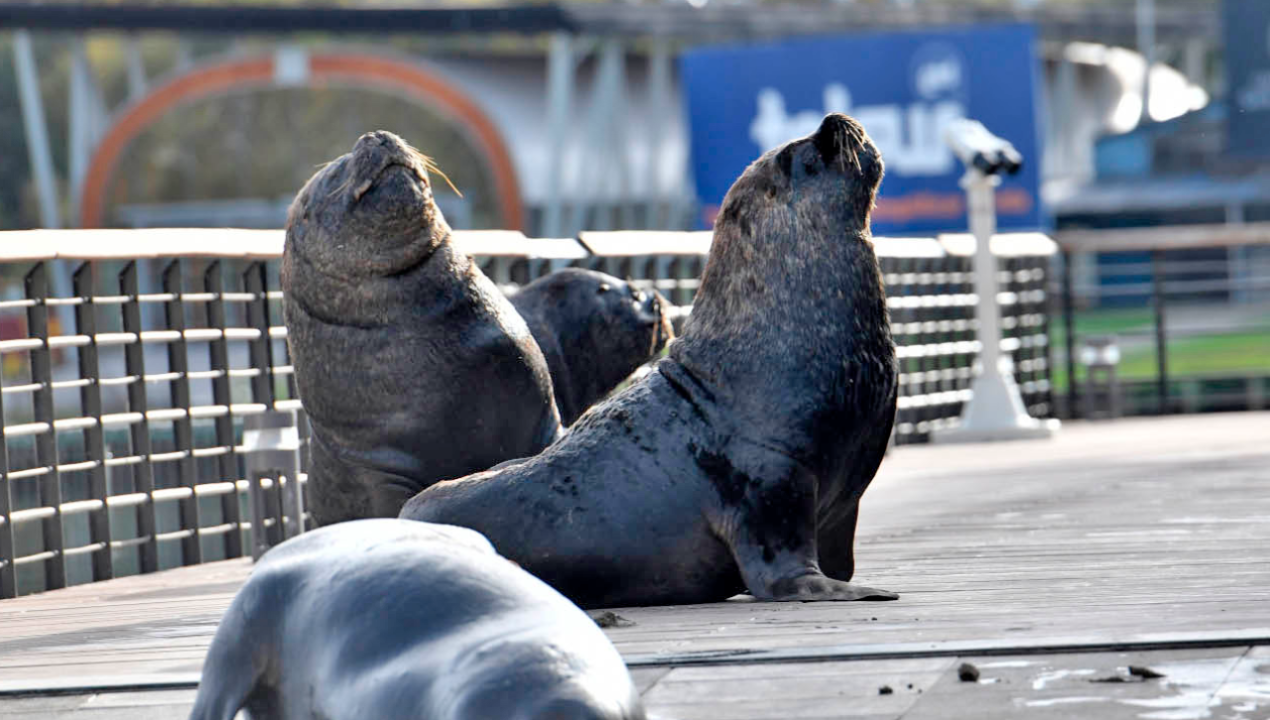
[1047,307,1270,393]
[1047,307,1155,354]
[1116,331,1270,379]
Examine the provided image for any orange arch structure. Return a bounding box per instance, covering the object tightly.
[79,52,524,230]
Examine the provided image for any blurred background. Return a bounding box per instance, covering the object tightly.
[0,0,1266,419]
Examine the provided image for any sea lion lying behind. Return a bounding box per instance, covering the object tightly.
[283,131,561,526]
[402,113,899,609]
[511,269,673,426]
[188,519,646,720]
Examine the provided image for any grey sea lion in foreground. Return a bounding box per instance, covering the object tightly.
[511,269,673,426]
[188,519,645,720]
[283,131,561,526]
[402,113,899,609]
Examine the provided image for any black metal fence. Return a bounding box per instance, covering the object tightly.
[0,228,1056,598]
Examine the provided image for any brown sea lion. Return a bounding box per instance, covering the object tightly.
[511,269,673,426]
[283,131,561,527]
[188,519,646,720]
[401,113,899,608]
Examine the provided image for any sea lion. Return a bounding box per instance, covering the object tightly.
[188,519,646,720]
[283,130,561,527]
[511,269,673,426]
[402,113,899,609]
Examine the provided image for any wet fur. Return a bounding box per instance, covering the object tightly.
[401,114,898,608]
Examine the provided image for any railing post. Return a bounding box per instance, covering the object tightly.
[243,263,275,407]
[72,262,113,582]
[204,261,243,559]
[1062,249,1079,419]
[163,260,202,566]
[25,262,67,590]
[120,261,159,573]
[1152,249,1170,414]
[0,343,15,598]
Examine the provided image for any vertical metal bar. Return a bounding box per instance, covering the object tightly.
[205,262,243,559]
[244,263,276,406]
[72,263,113,582]
[1152,249,1169,414]
[163,261,201,566]
[26,262,67,590]
[248,468,267,562]
[13,31,61,230]
[0,337,15,598]
[542,32,574,238]
[1062,249,1079,419]
[120,262,159,573]
[264,470,284,547]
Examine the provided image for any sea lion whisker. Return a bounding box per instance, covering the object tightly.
[421,156,463,198]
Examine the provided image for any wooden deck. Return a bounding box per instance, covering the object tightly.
[2,412,1268,719]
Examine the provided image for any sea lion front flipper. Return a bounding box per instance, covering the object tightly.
[717,456,898,603]
[769,574,898,602]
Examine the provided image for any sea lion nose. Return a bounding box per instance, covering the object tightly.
[813,113,851,162]
[353,131,409,161]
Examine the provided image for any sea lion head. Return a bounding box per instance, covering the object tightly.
[678,113,885,358]
[286,130,448,278]
[511,268,673,426]
[586,272,674,359]
[719,112,883,241]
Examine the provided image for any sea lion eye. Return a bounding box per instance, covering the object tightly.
[598,283,611,294]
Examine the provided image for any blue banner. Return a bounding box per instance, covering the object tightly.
[680,24,1045,235]
[1225,0,1270,158]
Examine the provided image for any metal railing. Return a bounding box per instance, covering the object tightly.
[1055,222,1270,417]
[0,228,1057,598]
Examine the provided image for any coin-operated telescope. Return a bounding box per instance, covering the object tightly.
[932,120,1060,444]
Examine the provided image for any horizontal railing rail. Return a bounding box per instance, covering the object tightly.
[0,228,1056,598]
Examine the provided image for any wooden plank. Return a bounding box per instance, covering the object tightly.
[0,413,1266,702]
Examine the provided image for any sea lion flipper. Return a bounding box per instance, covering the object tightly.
[720,458,897,603]
[769,574,898,602]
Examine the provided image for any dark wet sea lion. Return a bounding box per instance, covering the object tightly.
[188,519,645,720]
[402,113,898,608]
[511,268,673,426]
[283,131,561,527]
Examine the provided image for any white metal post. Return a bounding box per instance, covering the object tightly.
[932,170,1059,444]
[542,32,574,239]
[1137,0,1156,124]
[13,30,61,230]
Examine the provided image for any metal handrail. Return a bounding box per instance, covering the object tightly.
[0,228,1057,598]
